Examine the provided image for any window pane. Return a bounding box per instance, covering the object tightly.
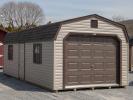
[33,44,42,64]
[8,45,13,60]
[91,20,98,28]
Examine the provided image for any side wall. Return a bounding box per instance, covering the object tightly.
[25,41,54,90]
[54,17,129,90]
[4,44,19,78]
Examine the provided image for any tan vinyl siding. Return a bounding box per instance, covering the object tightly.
[19,44,25,80]
[4,44,19,78]
[25,41,54,90]
[54,17,128,90]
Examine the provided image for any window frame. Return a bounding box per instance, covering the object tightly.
[33,43,42,64]
[8,45,13,60]
[91,20,98,28]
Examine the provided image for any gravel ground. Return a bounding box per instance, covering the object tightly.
[0,70,133,100]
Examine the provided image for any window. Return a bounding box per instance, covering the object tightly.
[8,45,13,60]
[91,20,98,28]
[33,44,42,64]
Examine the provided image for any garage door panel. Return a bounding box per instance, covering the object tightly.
[104,58,115,63]
[67,62,78,69]
[79,69,92,75]
[66,62,78,69]
[93,75,104,80]
[66,81,79,85]
[93,44,103,50]
[94,69,104,75]
[92,58,104,63]
[80,50,91,58]
[67,76,78,83]
[104,38,116,42]
[93,63,104,69]
[64,35,119,86]
[105,76,116,82]
[79,76,92,84]
[104,51,116,57]
[66,43,79,49]
[93,50,104,58]
[104,45,116,50]
[79,37,91,41]
[80,43,91,49]
[104,70,116,75]
[92,37,104,43]
[79,62,91,69]
[67,50,79,58]
[65,58,79,62]
[93,75,105,83]
[104,63,116,68]
[105,41,118,46]
[67,70,79,76]
[79,58,92,62]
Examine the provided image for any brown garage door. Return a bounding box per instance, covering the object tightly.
[64,34,120,86]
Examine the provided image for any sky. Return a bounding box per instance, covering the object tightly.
[1,0,133,22]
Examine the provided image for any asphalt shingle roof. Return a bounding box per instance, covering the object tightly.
[5,22,61,43]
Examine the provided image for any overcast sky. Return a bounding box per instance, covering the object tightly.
[1,0,133,22]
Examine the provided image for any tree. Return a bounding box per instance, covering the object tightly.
[112,15,125,22]
[0,2,45,32]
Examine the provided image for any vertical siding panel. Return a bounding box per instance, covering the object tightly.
[19,44,25,80]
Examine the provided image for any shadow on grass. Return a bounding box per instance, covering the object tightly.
[0,70,50,92]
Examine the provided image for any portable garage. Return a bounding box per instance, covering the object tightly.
[4,14,129,91]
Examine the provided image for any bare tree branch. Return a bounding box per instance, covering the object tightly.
[0,1,45,32]
[112,15,125,22]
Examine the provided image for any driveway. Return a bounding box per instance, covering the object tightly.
[0,70,133,100]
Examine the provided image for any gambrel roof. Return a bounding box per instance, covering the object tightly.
[5,14,129,43]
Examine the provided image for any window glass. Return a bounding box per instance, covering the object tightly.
[33,44,42,64]
[91,20,98,28]
[8,45,13,60]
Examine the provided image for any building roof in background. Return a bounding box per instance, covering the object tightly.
[120,20,133,45]
[120,20,133,39]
